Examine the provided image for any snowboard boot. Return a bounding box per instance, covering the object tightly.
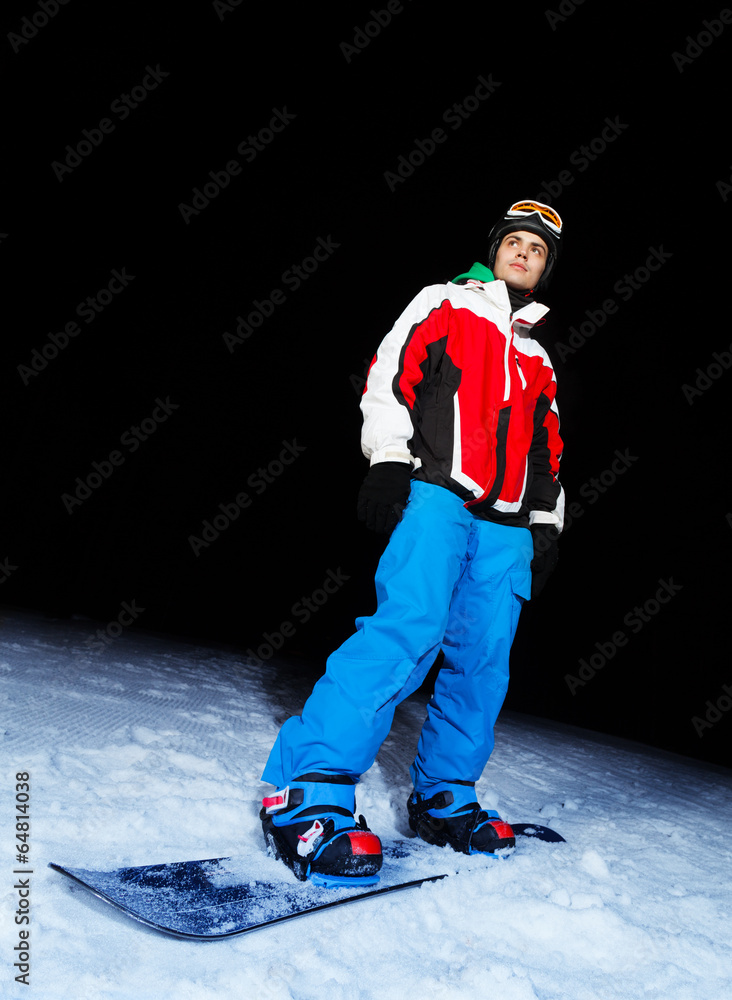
[407,784,515,857]
[261,772,383,887]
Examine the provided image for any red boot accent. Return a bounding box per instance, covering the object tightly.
[489,820,514,840]
[346,831,382,856]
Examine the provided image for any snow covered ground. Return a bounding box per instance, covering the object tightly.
[1,608,731,1000]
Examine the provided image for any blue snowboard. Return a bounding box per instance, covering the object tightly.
[49,824,564,940]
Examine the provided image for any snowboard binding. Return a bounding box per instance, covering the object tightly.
[261,773,383,887]
[407,788,515,857]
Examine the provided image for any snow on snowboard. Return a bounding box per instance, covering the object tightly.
[49,824,564,940]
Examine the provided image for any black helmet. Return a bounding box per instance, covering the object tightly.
[487,200,563,290]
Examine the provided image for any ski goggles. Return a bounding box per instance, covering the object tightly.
[506,201,563,237]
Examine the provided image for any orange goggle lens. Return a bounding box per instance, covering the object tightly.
[507,201,563,234]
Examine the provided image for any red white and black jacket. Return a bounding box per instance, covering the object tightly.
[360,276,564,530]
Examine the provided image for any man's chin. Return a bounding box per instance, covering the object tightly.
[496,273,530,292]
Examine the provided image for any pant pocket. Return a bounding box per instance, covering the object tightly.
[509,570,532,602]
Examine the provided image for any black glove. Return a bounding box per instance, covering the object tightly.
[529,523,559,600]
[357,462,412,534]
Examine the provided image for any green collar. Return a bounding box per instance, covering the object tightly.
[451,261,494,284]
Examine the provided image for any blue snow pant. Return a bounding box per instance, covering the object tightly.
[261,481,533,796]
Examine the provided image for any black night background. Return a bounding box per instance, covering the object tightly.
[3,2,730,771]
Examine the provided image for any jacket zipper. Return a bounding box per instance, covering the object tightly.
[515,353,527,389]
[503,329,512,402]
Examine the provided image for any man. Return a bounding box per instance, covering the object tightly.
[260,201,565,887]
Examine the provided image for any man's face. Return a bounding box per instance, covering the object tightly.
[492,230,548,291]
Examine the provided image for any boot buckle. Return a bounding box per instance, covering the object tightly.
[262,786,289,814]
